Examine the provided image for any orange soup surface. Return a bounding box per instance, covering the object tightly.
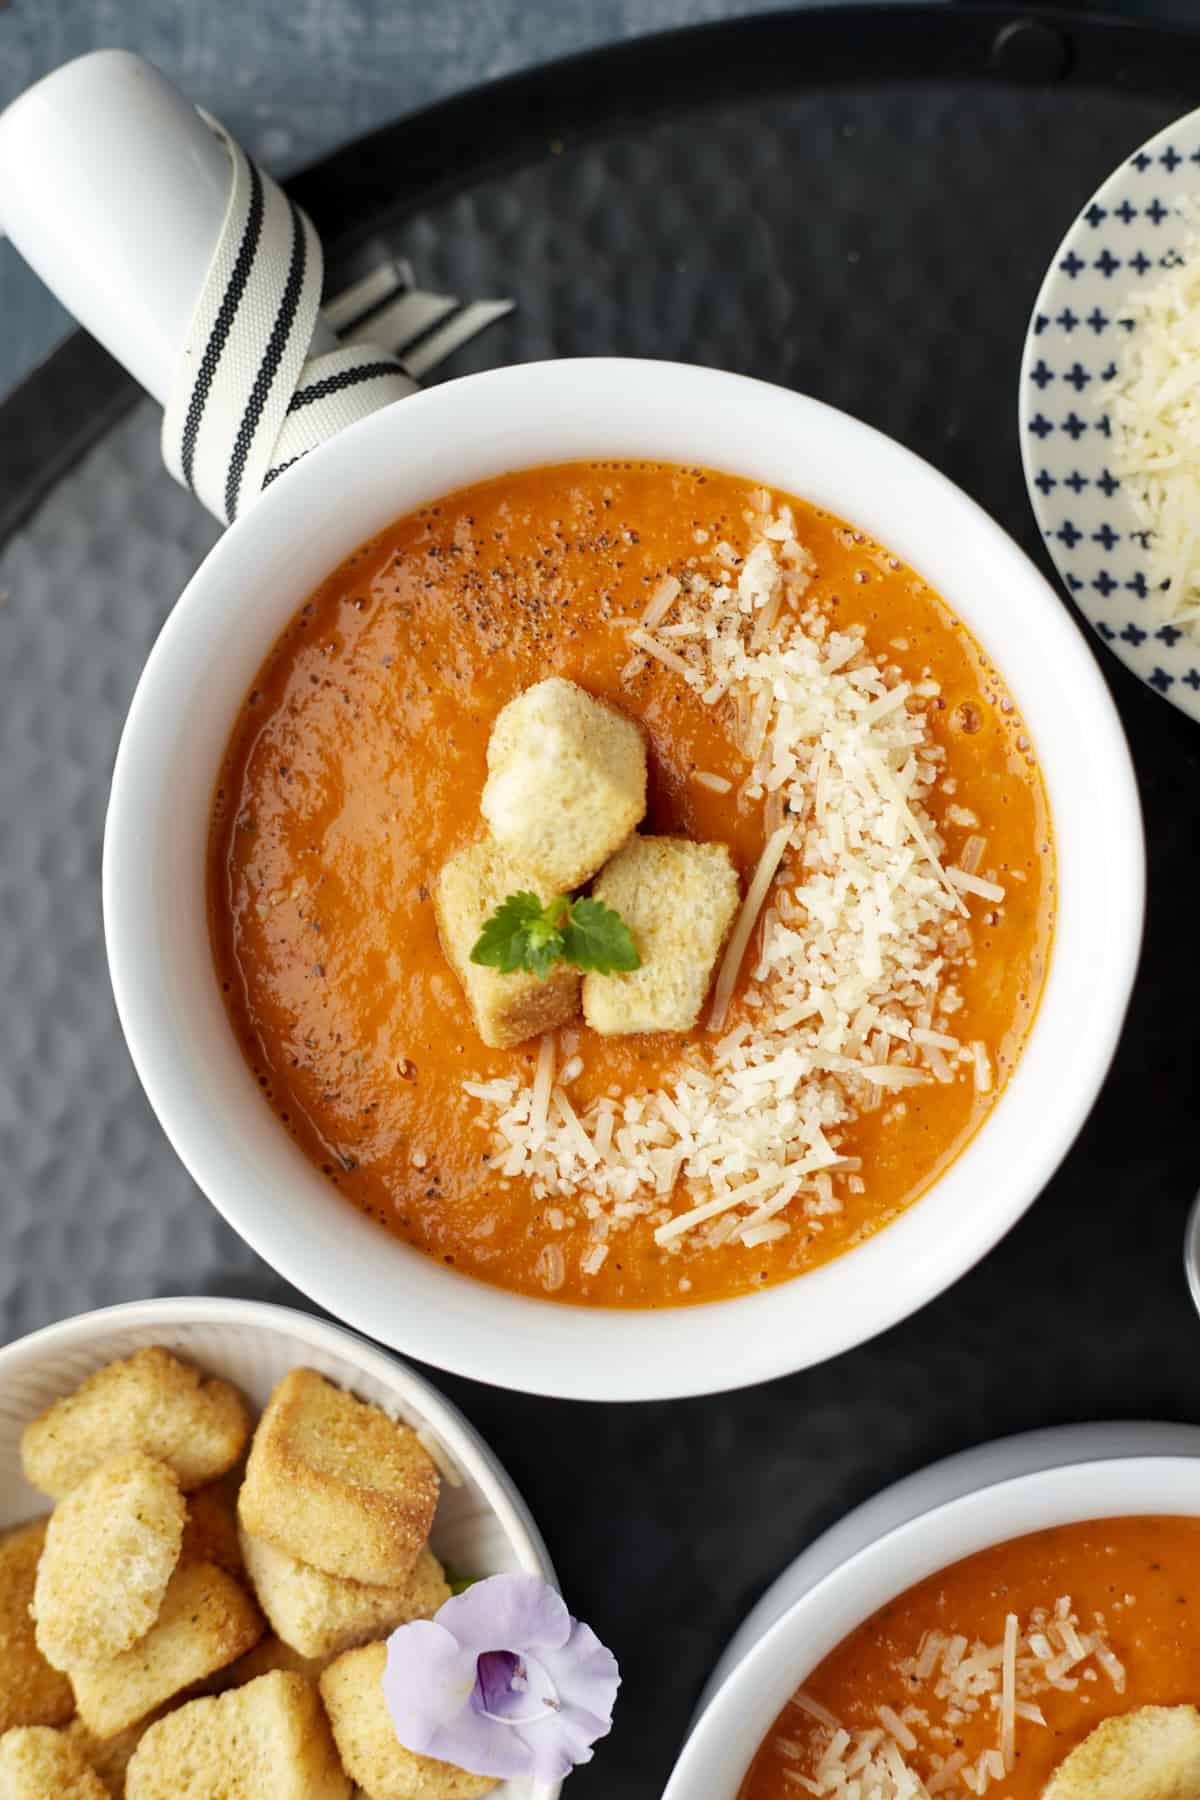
[741,1515,1200,1798]
[208,462,1052,1307]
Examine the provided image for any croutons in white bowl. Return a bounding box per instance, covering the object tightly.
[0,1296,559,1800]
[103,359,1143,1399]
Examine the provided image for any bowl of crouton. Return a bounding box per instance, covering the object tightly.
[663,1433,1200,1800]
[102,357,1141,1401]
[0,1295,559,1800]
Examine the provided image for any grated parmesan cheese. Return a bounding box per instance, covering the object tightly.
[946,867,1005,904]
[461,511,999,1253]
[742,1219,791,1248]
[640,574,681,628]
[779,1597,1125,1800]
[784,1725,933,1798]
[1000,1611,1017,1773]
[971,1042,993,1095]
[878,1705,918,1753]
[791,1692,841,1731]
[629,626,700,683]
[1105,221,1200,632]
[709,825,793,1034]
[531,1034,555,1133]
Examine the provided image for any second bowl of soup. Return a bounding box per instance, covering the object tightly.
[664,1440,1200,1799]
[104,359,1141,1398]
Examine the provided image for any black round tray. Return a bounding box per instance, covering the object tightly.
[4,9,1200,1795]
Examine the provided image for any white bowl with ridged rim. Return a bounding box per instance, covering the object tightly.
[0,1296,559,1800]
[102,358,1144,1400]
[663,1429,1200,1799]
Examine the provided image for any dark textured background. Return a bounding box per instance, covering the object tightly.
[3,9,1200,1796]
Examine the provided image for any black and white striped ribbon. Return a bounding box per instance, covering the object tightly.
[162,118,511,524]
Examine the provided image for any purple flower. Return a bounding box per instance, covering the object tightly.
[382,1574,619,1783]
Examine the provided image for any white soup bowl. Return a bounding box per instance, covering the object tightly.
[103,359,1143,1400]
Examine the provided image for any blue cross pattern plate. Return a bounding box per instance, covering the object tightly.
[1020,104,1200,725]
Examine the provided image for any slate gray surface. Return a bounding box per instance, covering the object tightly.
[4,11,1200,1799]
[0,409,235,1332]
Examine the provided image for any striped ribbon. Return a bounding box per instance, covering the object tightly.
[162,117,511,524]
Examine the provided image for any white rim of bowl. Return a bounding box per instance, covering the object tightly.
[664,1449,1200,1799]
[696,1420,1200,1716]
[103,358,1145,1400]
[0,1295,555,1585]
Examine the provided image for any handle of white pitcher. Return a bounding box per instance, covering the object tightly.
[0,50,504,525]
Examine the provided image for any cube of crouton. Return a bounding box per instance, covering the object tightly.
[180,1479,243,1579]
[583,836,740,1034]
[64,1715,153,1797]
[238,1370,438,1588]
[124,1672,349,1800]
[241,1530,450,1661]
[481,678,646,890]
[320,1644,496,1800]
[435,839,581,1049]
[0,1520,74,1732]
[21,1347,250,1499]
[1043,1704,1200,1800]
[33,1453,186,1671]
[0,1726,109,1799]
[210,1631,329,1692]
[69,1561,262,1740]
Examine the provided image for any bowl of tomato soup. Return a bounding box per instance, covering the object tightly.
[103,359,1142,1398]
[663,1437,1200,1799]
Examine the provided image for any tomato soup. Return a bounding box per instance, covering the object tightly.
[741,1515,1200,1799]
[208,462,1052,1308]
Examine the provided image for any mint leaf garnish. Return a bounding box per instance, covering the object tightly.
[470,891,640,980]
[560,896,641,974]
[471,891,566,978]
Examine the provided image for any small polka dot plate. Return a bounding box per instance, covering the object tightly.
[1019,104,1200,723]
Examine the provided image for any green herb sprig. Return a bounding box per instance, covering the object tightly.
[471,891,640,980]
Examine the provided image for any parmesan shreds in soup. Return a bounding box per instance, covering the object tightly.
[739,1516,1200,1799]
[208,462,1053,1308]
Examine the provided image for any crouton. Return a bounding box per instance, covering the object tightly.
[1043,1703,1200,1799]
[21,1347,250,1498]
[180,1479,243,1578]
[68,1561,262,1739]
[241,1529,449,1660]
[435,839,580,1049]
[124,1671,349,1800]
[33,1454,186,1671]
[583,835,740,1034]
[0,1520,74,1732]
[0,1726,109,1799]
[320,1644,496,1800]
[481,677,646,891]
[238,1370,438,1588]
[211,1631,329,1691]
[64,1716,153,1797]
